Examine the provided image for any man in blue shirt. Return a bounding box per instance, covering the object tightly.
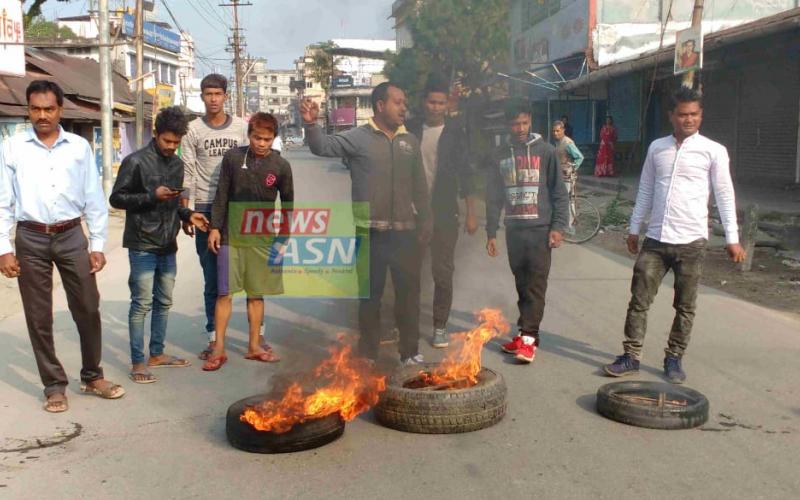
[0,80,125,412]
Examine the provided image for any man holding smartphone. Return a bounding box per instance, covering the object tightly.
[110,107,209,384]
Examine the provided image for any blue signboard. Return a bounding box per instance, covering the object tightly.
[122,14,181,53]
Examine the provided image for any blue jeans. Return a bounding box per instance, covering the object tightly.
[128,250,177,365]
[194,212,217,339]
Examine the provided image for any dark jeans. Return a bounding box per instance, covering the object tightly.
[431,217,459,329]
[623,237,707,359]
[15,225,104,397]
[505,226,552,337]
[194,211,217,338]
[127,250,177,365]
[357,228,421,360]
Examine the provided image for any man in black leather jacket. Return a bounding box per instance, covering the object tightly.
[110,107,208,384]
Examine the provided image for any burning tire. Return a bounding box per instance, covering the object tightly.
[226,394,345,453]
[375,363,507,434]
[596,381,709,430]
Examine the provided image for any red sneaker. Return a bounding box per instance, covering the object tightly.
[502,335,523,354]
[515,343,536,363]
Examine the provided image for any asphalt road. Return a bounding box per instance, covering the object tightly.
[1,148,798,500]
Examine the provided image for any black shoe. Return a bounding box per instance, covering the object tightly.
[664,356,686,384]
[603,353,640,377]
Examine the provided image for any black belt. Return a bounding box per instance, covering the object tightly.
[18,218,81,235]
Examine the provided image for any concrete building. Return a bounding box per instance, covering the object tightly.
[390,0,423,50]
[506,0,799,185]
[327,39,395,132]
[54,12,184,88]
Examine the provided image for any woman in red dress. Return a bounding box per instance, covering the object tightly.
[594,116,617,177]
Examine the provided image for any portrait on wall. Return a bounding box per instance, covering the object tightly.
[674,25,703,75]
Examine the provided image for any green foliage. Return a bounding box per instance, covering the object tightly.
[306,41,337,92]
[25,16,77,40]
[602,195,631,227]
[384,0,510,105]
[24,0,73,29]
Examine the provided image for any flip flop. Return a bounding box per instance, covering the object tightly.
[244,350,281,363]
[198,347,213,360]
[202,354,228,371]
[129,370,157,384]
[44,393,68,413]
[80,381,126,399]
[148,355,190,368]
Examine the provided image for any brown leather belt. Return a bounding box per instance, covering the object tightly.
[18,218,81,235]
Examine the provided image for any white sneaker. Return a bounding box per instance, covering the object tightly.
[402,354,425,366]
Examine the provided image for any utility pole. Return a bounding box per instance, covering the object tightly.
[221,0,251,117]
[135,0,145,147]
[98,0,114,196]
[682,0,704,89]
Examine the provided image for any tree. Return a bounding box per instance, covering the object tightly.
[305,41,338,92]
[23,0,74,28]
[384,0,510,108]
[25,16,77,40]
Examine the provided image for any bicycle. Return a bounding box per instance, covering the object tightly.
[563,170,601,244]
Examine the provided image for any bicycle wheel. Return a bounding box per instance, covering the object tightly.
[564,196,601,244]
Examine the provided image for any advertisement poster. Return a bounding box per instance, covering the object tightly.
[674,25,703,75]
[93,126,123,177]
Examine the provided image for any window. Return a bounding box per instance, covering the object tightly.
[129,54,136,77]
[270,98,279,105]
[169,65,176,85]
[281,97,288,104]
[271,87,278,94]
[306,82,313,89]
[271,76,277,83]
[249,75,258,82]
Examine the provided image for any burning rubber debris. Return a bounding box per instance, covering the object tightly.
[404,308,510,390]
[240,341,386,434]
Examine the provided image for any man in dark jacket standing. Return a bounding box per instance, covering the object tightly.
[407,77,477,348]
[300,82,432,365]
[486,101,569,364]
[110,107,209,384]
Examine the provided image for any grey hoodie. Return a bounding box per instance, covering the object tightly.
[486,133,569,238]
[305,121,430,231]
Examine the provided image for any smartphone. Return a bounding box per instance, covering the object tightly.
[169,187,186,193]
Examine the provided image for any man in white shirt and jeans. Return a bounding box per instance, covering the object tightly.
[604,87,746,383]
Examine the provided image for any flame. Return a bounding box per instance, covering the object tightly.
[421,308,509,386]
[241,342,386,434]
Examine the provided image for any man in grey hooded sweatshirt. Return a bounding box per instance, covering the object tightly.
[486,100,569,364]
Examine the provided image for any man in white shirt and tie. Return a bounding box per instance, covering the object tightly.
[0,80,125,412]
[604,87,746,384]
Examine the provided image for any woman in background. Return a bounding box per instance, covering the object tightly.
[594,116,617,177]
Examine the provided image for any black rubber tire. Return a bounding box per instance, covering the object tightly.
[226,394,345,453]
[375,363,507,434]
[596,381,709,430]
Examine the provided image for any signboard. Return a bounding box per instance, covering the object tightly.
[512,0,587,69]
[122,13,181,53]
[674,26,703,75]
[331,108,356,127]
[332,75,354,89]
[0,0,25,77]
[147,83,175,120]
[246,82,260,113]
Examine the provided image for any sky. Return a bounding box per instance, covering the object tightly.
[41,0,396,75]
